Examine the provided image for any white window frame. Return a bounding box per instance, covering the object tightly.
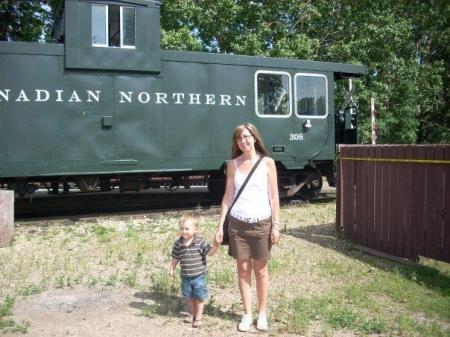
[91,4,136,49]
[254,70,292,119]
[294,73,328,119]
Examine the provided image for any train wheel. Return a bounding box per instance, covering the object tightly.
[100,179,112,192]
[75,176,100,192]
[51,182,59,194]
[297,168,322,199]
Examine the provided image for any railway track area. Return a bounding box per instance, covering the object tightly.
[14,184,336,221]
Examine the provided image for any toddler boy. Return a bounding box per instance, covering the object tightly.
[169,214,219,327]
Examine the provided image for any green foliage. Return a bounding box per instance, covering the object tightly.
[0,296,14,318]
[18,283,45,297]
[140,304,157,318]
[0,0,50,42]
[211,269,234,288]
[150,272,178,296]
[123,271,138,288]
[90,225,114,243]
[0,295,30,333]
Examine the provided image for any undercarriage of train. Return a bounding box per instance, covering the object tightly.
[2,161,331,200]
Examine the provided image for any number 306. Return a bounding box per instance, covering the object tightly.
[289,133,304,141]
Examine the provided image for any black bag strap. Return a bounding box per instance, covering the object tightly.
[226,156,264,218]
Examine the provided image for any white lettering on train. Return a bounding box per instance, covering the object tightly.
[0,89,247,106]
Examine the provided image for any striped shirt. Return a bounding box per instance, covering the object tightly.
[171,235,211,277]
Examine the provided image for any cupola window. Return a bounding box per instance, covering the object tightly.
[92,4,135,48]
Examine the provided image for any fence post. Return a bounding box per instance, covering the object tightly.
[0,190,14,247]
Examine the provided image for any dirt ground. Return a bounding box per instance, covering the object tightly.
[3,287,299,337]
[0,190,374,337]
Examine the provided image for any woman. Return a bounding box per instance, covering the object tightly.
[215,123,280,332]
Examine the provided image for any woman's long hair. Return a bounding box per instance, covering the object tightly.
[231,123,269,159]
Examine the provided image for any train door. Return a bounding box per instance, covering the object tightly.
[254,70,294,158]
[291,72,331,161]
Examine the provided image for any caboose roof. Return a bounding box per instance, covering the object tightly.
[161,50,367,78]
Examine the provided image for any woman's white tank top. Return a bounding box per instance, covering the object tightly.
[229,157,272,222]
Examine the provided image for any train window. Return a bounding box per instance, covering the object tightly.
[122,7,136,47]
[295,73,328,118]
[91,4,136,49]
[255,71,291,118]
[92,5,107,46]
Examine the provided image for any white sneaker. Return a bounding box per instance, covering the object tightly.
[256,313,268,331]
[238,314,252,332]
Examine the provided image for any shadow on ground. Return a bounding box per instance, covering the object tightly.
[129,291,241,322]
[284,222,450,296]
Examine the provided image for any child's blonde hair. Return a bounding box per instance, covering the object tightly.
[179,213,199,227]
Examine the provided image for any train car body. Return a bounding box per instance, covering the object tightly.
[0,0,365,198]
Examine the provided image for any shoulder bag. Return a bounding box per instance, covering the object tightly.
[222,156,263,245]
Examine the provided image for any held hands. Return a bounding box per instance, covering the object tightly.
[214,226,224,245]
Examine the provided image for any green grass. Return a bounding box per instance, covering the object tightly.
[90,225,115,243]
[140,304,158,318]
[210,269,235,288]
[123,271,138,288]
[18,283,45,297]
[0,295,30,334]
[1,202,449,336]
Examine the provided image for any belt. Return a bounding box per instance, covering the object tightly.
[230,213,271,223]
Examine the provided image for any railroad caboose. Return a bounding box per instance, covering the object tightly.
[0,0,365,198]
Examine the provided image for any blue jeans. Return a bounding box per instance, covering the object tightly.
[181,274,208,300]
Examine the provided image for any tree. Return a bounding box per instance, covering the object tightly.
[0,0,49,42]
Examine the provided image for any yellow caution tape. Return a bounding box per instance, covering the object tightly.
[337,156,450,165]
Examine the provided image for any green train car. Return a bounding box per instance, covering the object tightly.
[0,0,365,198]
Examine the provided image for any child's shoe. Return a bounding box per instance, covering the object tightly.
[256,313,268,331]
[238,314,252,332]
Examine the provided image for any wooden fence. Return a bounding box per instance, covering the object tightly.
[336,145,450,263]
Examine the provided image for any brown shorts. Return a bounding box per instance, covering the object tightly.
[227,216,272,261]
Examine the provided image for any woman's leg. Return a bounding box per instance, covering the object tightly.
[253,259,269,314]
[237,258,253,314]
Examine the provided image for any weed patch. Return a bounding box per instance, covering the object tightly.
[210,269,234,288]
[18,283,45,297]
[0,296,30,334]
[140,304,158,318]
[90,225,115,243]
